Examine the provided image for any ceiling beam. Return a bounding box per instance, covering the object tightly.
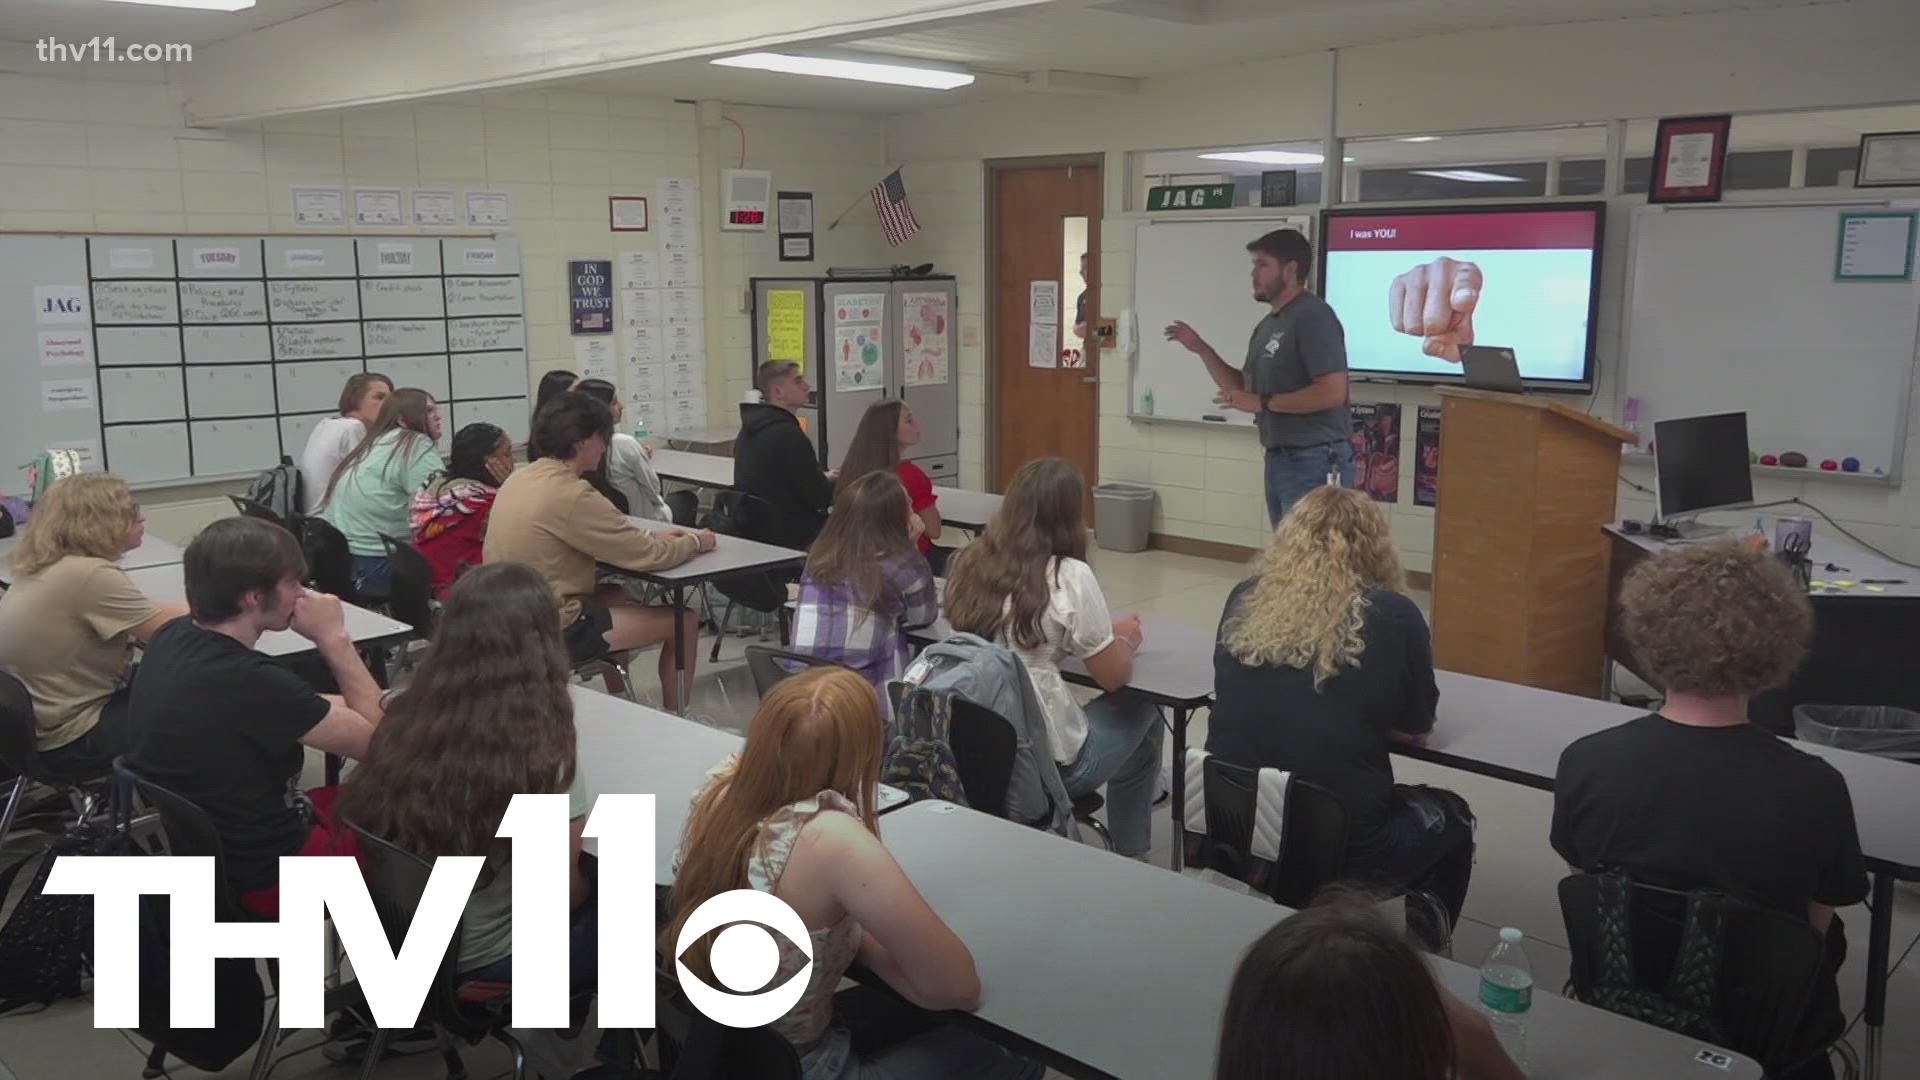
[175,0,1065,125]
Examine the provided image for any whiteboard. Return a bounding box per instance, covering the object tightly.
[1129,215,1315,424]
[1622,202,1920,479]
[445,276,523,317]
[452,398,530,446]
[1,233,525,488]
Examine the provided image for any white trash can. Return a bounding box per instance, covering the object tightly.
[1092,483,1156,553]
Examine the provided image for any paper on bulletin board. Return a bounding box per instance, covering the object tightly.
[834,324,884,391]
[618,252,658,290]
[767,289,807,365]
[574,336,616,381]
[1028,322,1059,369]
[902,290,949,387]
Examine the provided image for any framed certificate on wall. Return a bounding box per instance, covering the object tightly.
[1855,131,1920,188]
[1649,114,1731,204]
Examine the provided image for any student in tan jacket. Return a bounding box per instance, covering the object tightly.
[485,391,715,710]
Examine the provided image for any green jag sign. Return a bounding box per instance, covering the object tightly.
[1145,183,1235,211]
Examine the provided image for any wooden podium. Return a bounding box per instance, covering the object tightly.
[1429,389,1636,698]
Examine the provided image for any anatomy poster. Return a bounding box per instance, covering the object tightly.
[902,290,949,387]
[835,324,883,391]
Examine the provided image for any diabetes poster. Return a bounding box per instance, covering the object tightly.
[1349,403,1401,504]
[1414,405,1441,508]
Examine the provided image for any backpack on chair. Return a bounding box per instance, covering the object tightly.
[882,685,968,807]
[0,822,130,1015]
[245,455,304,523]
[23,449,85,505]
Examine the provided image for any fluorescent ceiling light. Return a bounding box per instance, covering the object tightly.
[1397,135,1441,143]
[1410,168,1526,182]
[711,52,973,90]
[1199,149,1324,166]
[103,0,255,9]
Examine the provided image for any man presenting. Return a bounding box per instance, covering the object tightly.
[1166,228,1351,525]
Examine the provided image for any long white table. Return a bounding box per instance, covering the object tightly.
[649,448,737,491]
[931,485,1000,532]
[571,686,904,882]
[906,613,1215,871]
[1410,669,1920,1080]
[620,517,807,711]
[0,532,185,586]
[882,800,1758,1080]
[123,563,411,658]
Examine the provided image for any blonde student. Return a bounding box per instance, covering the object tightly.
[0,474,187,776]
[667,667,1041,1080]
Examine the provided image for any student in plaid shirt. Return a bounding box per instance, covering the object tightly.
[792,472,939,692]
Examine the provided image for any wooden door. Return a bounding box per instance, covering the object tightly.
[990,161,1101,493]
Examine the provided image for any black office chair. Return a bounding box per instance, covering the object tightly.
[703,491,797,662]
[116,761,292,1080]
[1182,755,1351,911]
[347,820,582,1080]
[1560,873,1857,1080]
[664,489,700,528]
[377,535,436,639]
[742,645,848,698]
[0,671,105,841]
[230,495,291,530]
[945,697,1112,848]
[643,968,801,1079]
[297,516,361,605]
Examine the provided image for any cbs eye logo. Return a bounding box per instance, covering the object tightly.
[673,890,814,1028]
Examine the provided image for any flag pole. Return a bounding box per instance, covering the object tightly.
[827,165,902,231]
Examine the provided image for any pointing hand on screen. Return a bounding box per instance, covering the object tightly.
[1387,257,1482,363]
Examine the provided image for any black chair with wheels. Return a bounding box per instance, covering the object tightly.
[664,489,700,528]
[230,496,292,530]
[347,820,593,1080]
[0,671,106,841]
[645,968,801,1080]
[703,491,798,662]
[1560,873,1857,1080]
[742,645,848,698]
[377,535,436,639]
[116,761,307,1080]
[297,516,361,605]
[1180,749,1451,952]
[945,697,1112,849]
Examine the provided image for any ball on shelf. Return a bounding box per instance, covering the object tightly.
[1749,450,1760,464]
[1780,451,1808,468]
[1820,459,1839,471]
[1759,454,1779,466]
[1842,457,1861,473]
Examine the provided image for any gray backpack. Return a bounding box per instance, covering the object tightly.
[245,455,303,522]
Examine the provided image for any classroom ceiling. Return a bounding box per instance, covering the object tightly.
[0,0,345,46]
[570,0,1831,113]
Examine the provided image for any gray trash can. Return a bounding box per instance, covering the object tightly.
[1794,705,1920,762]
[1092,483,1156,553]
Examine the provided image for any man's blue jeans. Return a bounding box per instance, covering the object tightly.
[1264,439,1355,526]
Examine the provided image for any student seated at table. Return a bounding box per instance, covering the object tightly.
[1217,888,1524,1080]
[411,421,514,599]
[836,399,949,574]
[575,377,673,521]
[792,472,938,695]
[1207,486,1474,926]
[484,391,714,711]
[0,474,188,777]
[944,457,1163,859]
[667,666,1042,1080]
[523,368,577,463]
[335,561,634,1068]
[126,516,385,917]
[298,372,393,514]
[318,387,444,598]
[737,361,836,549]
[1551,542,1867,1071]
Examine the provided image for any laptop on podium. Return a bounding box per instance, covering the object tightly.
[1459,345,1524,393]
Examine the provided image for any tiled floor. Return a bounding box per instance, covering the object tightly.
[4,545,1917,1079]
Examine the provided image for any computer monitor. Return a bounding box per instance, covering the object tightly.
[1654,411,1754,535]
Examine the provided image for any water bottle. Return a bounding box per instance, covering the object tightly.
[1479,927,1532,1068]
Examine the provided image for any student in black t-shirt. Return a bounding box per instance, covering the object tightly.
[128,516,386,917]
[1551,541,1867,1066]
[1208,486,1473,926]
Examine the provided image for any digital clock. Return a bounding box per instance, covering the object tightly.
[720,169,773,232]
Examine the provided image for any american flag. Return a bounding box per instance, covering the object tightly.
[869,168,921,247]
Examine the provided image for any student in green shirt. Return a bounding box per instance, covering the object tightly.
[317,387,443,598]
